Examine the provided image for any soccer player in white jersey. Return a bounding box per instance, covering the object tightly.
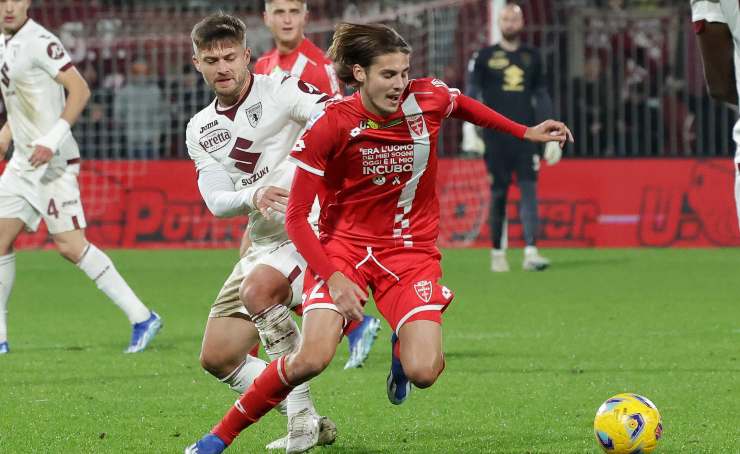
[185,13,335,453]
[0,0,161,355]
[692,0,740,227]
[252,0,381,371]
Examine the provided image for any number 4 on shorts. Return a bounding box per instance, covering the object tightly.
[47,199,59,218]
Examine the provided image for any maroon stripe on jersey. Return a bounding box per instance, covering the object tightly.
[72,216,80,230]
[59,62,74,72]
[287,266,302,284]
[214,75,254,121]
[316,95,332,103]
[66,158,81,165]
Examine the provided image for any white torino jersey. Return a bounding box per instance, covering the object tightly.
[692,0,740,154]
[0,19,79,176]
[186,72,328,242]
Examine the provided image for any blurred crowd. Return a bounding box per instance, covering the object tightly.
[0,0,733,159]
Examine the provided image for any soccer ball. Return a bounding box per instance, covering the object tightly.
[593,393,663,453]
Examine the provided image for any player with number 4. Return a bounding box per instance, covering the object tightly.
[0,0,161,355]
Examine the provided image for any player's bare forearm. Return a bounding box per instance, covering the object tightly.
[0,123,12,158]
[55,66,91,126]
[696,21,738,105]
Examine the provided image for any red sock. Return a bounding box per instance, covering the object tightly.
[345,319,361,336]
[393,336,401,359]
[212,357,293,445]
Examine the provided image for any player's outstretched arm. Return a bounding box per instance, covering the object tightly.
[285,169,367,321]
[451,94,573,148]
[696,21,738,105]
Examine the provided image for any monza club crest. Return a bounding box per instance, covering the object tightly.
[406,114,425,137]
[246,102,262,128]
[413,280,433,303]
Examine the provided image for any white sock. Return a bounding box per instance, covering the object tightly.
[287,382,314,417]
[0,253,16,343]
[76,244,150,324]
[524,245,538,256]
[492,248,506,257]
[221,354,288,415]
[221,354,268,393]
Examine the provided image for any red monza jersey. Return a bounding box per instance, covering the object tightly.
[254,38,341,97]
[287,78,527,281]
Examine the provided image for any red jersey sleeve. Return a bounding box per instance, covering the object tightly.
[286,106,343,281]
[285,169,338,281]
[452,95,527,139]
[288,107,337,177]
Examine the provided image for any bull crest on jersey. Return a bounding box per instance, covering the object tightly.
[414,280,433,303]
[406,114,425,137]
[246,103,262,128]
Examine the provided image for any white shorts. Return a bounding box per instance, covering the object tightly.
[0,163,87,234]
[209,240,307,319]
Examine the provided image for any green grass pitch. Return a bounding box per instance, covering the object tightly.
[0,248,737,453]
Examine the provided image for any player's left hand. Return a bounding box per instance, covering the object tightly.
[28,144,54,168]
[524,120,574,147]
[253,186,289,219]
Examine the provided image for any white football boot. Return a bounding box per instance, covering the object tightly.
[490,249,510,272]
[266,409,337,453]
[522,246,550,271]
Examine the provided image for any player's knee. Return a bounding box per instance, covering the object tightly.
[240,278,289,315]
[288,350,331,382]
[57,242,83,262]
[403,359,443,389]
[199,349,232,379]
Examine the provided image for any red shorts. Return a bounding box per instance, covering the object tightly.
[302,239,454,334]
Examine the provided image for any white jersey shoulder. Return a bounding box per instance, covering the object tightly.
[691,0,740,154]
[186,72,328,188]
[186,73,326,242]
[691,0,728,23]
[0,19,79,174]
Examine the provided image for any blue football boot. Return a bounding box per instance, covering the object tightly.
[344,315,381,369]
[184,433,226,454]
[125,311,162,353]
[386,332,411,405]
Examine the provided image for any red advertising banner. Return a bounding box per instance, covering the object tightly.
[3,158,739,249]
[438,158,740,248]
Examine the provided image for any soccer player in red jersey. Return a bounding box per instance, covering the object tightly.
[254,0,340,98]
[186,23,572,453]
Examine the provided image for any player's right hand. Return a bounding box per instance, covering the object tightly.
[327,271,367,322]
[253,186,290,219]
